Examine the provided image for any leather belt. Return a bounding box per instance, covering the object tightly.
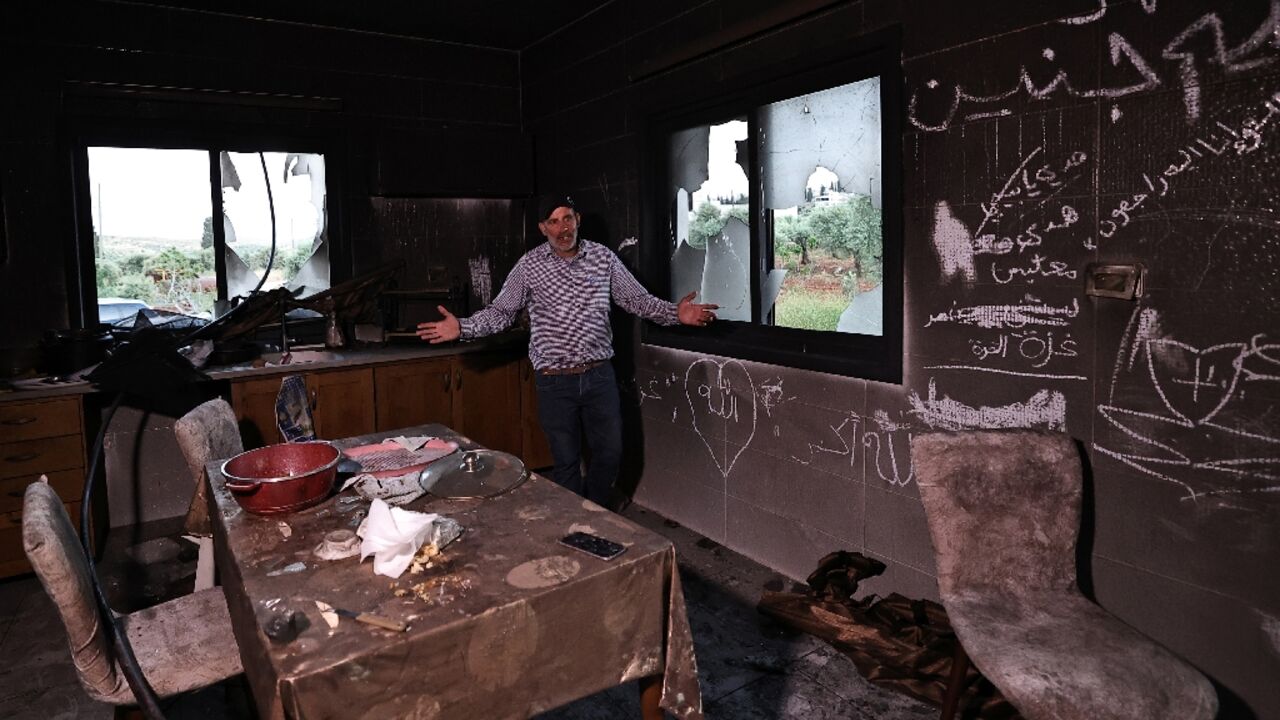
[537,360,606,376]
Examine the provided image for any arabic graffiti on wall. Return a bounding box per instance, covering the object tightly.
[909,1,1280,132]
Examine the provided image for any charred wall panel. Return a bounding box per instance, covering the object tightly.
[0,1,526,348]
[523,1,1280,716]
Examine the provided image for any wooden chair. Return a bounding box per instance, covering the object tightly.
[911,429,1218,720]
[174,398,244,590]
[22,478,243,716]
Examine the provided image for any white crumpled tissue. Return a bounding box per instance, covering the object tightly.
[356,498,440,578]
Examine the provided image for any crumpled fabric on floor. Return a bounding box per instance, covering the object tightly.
[757,550,1021,720]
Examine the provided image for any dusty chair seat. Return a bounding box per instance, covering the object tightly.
[116,585,242,701]
[911,429,1217,720]
[946,590,1217,719]
[22,478,243,707]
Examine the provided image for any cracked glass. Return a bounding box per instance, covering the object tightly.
[87,146,329,323]
[664,76,883,335]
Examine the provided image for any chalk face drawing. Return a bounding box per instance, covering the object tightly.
[1094,307,1280,502]
[685,358,757,477]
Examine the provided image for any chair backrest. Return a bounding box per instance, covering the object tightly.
[911,429,1082,598]
[22,479,129,703]
[175,398,243,536]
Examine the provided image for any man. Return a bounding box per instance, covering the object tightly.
[417,195,718,507]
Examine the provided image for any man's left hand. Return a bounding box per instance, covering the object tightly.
[677,291,719,327]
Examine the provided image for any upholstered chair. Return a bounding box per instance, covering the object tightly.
[911,429,1218,720]
[22,478,242,713]
[175,398,244,590]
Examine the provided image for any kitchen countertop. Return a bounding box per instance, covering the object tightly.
[0,332,529,404]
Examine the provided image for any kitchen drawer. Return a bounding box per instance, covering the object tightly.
[0,468,83,515]
[0,435,85,480]
[0,397,82,444]
[0,501,83,576]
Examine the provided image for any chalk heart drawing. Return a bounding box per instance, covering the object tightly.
[1146,340,1245,425]
[685,359,757,477]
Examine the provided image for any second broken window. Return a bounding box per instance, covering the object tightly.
[666,76,883,336]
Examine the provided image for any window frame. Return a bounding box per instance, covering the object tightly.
[66,120,345,329]
[640,30,903,383]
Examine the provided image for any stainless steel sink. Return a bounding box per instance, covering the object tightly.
[259,350,344,366]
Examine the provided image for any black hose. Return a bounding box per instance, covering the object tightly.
[79,393,167,719]
[177,150,279,348]
[71,152,280,718]
[249,151,278,297]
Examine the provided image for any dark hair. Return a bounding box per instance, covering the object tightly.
[537,194,575,221]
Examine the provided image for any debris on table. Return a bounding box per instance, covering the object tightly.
[314,529,361,560]
[315,600,340,629]
[264,609,310,644]
[357,499,464,578]
[267,561,307,576]
[278,521,292,539]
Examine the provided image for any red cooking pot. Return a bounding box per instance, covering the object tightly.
[221,441,340,515]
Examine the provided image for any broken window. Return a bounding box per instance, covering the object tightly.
[86,146,329,324]
[646,37,901,381]
[763,77,883,336]
[666,79,882,334]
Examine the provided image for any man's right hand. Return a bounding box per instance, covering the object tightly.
[416,305,461,344]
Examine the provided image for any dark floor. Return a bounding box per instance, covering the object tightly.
[0,505,936,720]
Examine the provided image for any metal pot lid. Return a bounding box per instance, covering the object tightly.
[419,449,528,499]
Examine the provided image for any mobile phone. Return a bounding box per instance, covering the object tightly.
[558,531,627,561]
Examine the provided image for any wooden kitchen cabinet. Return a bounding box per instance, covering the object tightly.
[231,367,376,448]
[451,354,522,458]
[0,395,102,578]
[308,368,376,441]
[374,358,454,431]
[231,351,533,461]
[374,354,523,458]
[518,359,554,470]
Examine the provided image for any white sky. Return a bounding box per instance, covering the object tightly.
[88,147,322,248]
[690,120,839,213]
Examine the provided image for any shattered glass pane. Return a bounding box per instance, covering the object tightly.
[222,151,329,299]
[761,76,883,336]
[668,118,751,321]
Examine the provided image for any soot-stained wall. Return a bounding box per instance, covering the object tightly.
[0,1,529,348]
[0,1,529,526]
[523,1,1280,717]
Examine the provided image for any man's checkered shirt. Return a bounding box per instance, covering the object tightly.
[458,239,679,370]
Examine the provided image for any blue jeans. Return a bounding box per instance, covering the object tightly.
[534,363,622,507]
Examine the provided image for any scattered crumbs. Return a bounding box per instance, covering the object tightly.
[277,521,292,538]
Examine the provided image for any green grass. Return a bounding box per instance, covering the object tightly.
[775,291,847,331]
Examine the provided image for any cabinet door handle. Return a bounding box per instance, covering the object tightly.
[2,416,37,426]
[4,452,38,463]
[309,389,319,411]
[442,371,450,392]
[456,371,463,391]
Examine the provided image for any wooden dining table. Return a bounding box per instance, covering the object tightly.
[205,423,703,720]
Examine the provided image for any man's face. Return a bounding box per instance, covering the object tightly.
[539,206,580,258]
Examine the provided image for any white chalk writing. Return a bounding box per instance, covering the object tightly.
[910,2,1280,131]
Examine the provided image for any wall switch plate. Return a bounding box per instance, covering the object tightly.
[1085,263,1144,300]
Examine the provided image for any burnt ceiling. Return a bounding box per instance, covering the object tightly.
[105,0,611,51]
